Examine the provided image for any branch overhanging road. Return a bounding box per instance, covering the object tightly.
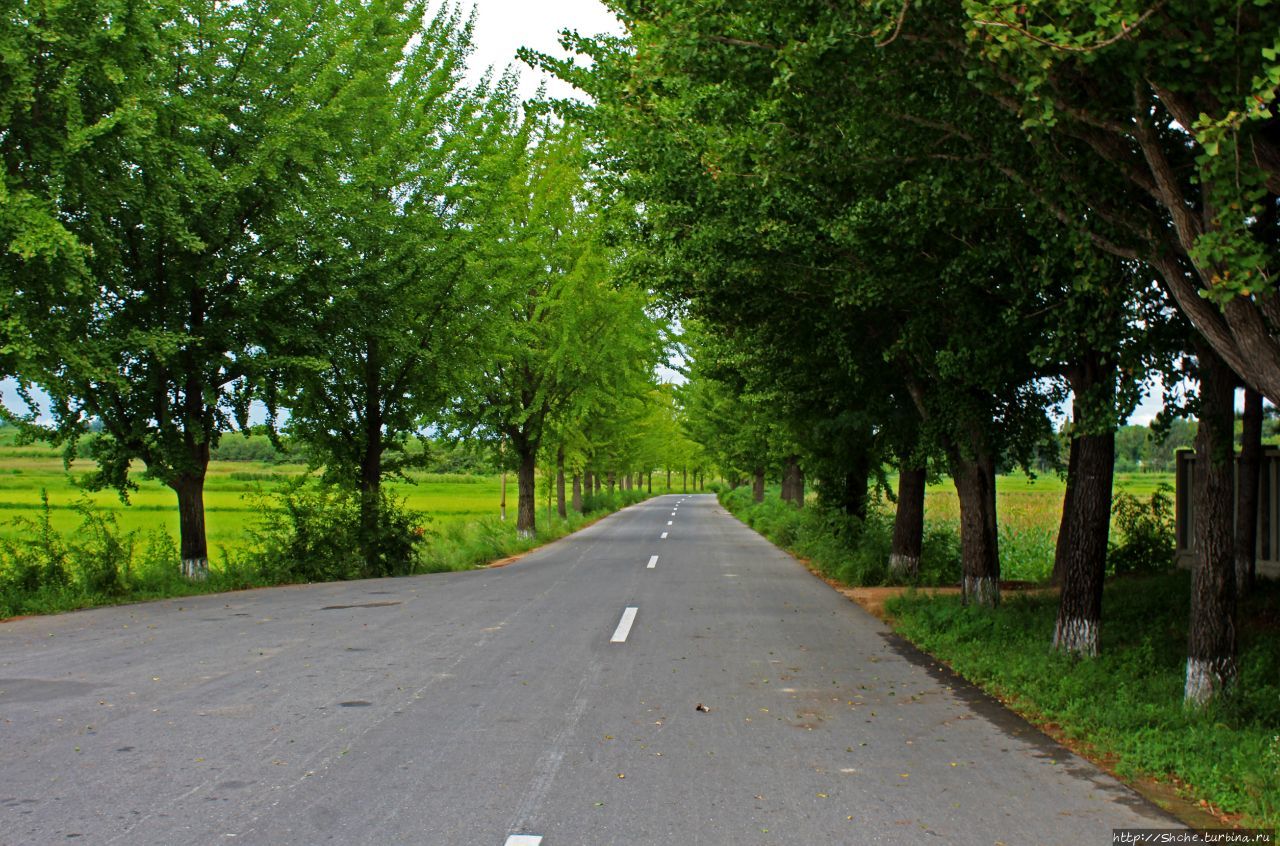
[1,494,1174,845]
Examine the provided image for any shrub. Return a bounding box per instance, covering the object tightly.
[0,491,71,601]
[1109,483,1176,575]
[245,479,427,583]
[0,493,196,616]
[718,486,962,587]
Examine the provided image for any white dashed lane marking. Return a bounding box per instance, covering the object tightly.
[505,836,543,846]
[647,555,659,569]
[661,532,668,539]
[610,607,639,643]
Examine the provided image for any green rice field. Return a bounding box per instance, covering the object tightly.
[0,435,693,555]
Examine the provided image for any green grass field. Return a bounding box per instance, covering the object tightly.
[0,437,696,555]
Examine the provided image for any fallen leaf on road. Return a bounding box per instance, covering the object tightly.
[617,773,625,779]
[695,703,710,712]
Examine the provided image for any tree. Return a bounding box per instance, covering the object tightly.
[451,125,660,536]
[950,0,1280,405]
[264,4,522,575]
[2,0,396,578]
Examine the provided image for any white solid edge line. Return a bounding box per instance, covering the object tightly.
[661,532,668,539]
[611,606,639,643]
[505,836,543,846]
[647,555,659,568]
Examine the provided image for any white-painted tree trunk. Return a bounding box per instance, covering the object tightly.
[1184,656,1236,707]
[963,575,999,607]
[888,553,919,581]
[1051,616,1098,657]
[181,557,209,581]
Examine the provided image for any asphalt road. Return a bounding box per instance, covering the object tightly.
[1,494,1175,845]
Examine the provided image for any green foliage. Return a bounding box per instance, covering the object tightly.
[210,435,300,464]
[581,488,649,514]
[271,3,522,497]
[719,486,961,587]
[0,494,242,617]
[1113,420,1197,473]
[996,520,1057,583]
[448,123,663,534]
[245,480,427,584]
[1109,484,1177,576]
[886,574,1280,826]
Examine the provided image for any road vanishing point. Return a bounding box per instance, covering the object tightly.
[1,494,1175,845]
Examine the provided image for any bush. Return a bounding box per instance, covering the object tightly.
[1109,483,1176,575]
[581,487,648,514]
[718,486,961,587]
[0,493,216,617]
[209,434,297,463]
[245,479,427,583]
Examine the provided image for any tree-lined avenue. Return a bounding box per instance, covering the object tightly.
[1,495,1172,844]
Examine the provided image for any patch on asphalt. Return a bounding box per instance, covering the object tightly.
[0,678,97,704]
[320,601,401,610]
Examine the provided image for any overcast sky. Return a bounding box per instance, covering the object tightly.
[445,0,624,101]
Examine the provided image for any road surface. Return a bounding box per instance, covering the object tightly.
[1,494,1175,844]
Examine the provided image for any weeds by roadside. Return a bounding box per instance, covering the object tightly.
[0,484,649,619]
[717,485,961,586]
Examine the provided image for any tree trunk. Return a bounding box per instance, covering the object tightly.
[358,411,383,576]
[752,468,765,503]
[683,466,688,493]
[172,469,210,580]
[594,473,602,495]
[890,464,926,581]
[647,471,652,494]
[950,440,1000,607]
[625,474,632,491]
[782,455,804,507]
[1236,388,1263,597]
[515,439,537,538]
[1185,345,1239,705]
[556,447,567,519]
[607,470,616,495]
[843,461,870,519]
[572,473,583,513]
[1052,358,1119,656]
[500,469,508,521]
[1050,435,1080,587]
[1051,429,1115,656]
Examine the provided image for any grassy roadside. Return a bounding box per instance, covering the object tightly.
[886,580,1280,828]
[0,490,649,620]
[716,483,1280,829]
